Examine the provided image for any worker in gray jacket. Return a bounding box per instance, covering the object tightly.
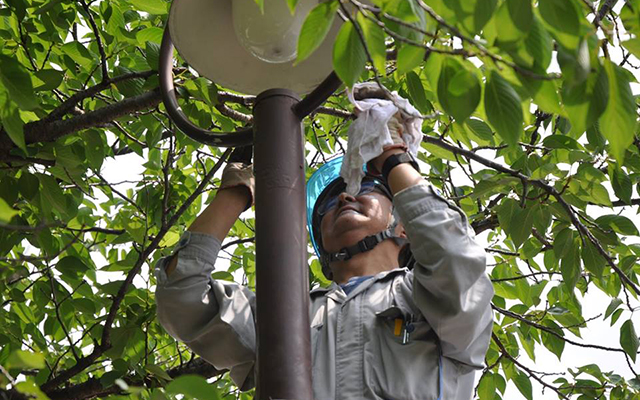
[155,141,494,399]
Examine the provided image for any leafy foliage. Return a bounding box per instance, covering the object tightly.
[0,0,640,399]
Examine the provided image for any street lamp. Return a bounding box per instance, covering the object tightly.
[159,1,346,399]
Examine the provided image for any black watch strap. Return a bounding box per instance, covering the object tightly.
[382,152,420,180]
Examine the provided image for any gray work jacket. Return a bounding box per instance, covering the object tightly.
[155,183,494,400]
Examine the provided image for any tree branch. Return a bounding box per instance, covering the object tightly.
[40,150,231,392]
[0,88,163,162]
[422,135,640,297]
[78,0,108,82]
[492,333,571,400]
[45,358,224,400]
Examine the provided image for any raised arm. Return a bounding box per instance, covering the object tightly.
[372,148,494,370]
[155,155,258,390]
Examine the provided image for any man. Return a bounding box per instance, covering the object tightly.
[155,141,494,399]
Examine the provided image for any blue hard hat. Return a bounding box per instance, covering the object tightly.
[306,157,392,260]
[306,157,343,258]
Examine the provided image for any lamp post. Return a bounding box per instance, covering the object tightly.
[159,1,344,398]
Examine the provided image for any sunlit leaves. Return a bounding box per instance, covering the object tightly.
[599,60,637,163]
[621,0,640,36]
[397,44,426,75]
[130,0,168,15]
[538,0,579,34]
[136,27,164,45]
[437,58,481,122]
[494,0,532,45]
[296,0,339,65]
[497,199,533,249]
[0,55,38,111]
[60,41,94,68]
[357,12,386,74]
[0,197,18,222]
[405,71,432,114]
[514,372,533,400]
[484,70,523,147]
[166,375,222,400]
[332,21,366,87]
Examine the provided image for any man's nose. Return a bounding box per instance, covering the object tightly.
[337,192,356,207]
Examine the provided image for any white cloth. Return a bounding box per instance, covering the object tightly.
[341,83,424,195]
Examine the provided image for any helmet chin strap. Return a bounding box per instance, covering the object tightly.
[328,228,408,262]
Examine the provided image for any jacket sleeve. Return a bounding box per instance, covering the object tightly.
[393,183,494,370]
[154,231,256,390]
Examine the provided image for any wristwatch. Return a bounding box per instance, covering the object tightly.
[381,152,420,180]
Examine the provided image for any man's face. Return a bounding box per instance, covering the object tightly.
[319,188,394,253]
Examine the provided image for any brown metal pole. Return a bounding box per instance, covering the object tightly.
[253,89,312,400]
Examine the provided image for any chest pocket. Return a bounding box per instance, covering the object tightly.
[364,300,443,400]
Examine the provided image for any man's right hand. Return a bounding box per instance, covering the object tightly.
[219,146,254,210]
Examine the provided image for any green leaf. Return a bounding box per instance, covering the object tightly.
[497,199,533,248]
[60,41,94,68]
[33,69,64,92]
[0,104,27,151]
[622,37,640,59]
[0,55,38,110]
[136,27,164,45]
[253,0,264,14]
[357,12,386,74]
[82,130,105,170]
[478,373,496,400]
[538,0,579,35]
[542,321,566,359]
[605,298,623,320]
[473,0,498,33]
[554,228,574,259]
[563,67,608,137]
[406,71,432,114]
[621,0,640,35]
[611,167,632,204]
[596,215,639,236]
[514,372,533,400]
[296,0,338,65]
[332,21,366,87]
[18,172,39,200]
[0,197,18,223]
[130,0,168,15]
[37,174,67,216]
[397,44,426,75]
[484,70,523,147]
[145,364,173,381]
[581,241,605,278]
[57,255,91,278]
[543,135,583,150]
[145,41,161,70]
[15,378,49,400]
[599,60,636,163]
[285,0,299,14]
[495,0,532,44]
[620,320,639,362]
[437,58,481,122]
[6,350,45,369]
[466,118,494,142]
[524,16,553,71]
[166,375,221,400]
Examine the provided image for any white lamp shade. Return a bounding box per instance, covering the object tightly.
[168,0,341,95]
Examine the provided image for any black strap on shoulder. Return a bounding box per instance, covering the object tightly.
[329,229,394,262]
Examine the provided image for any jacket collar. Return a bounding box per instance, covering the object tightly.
[310,267,408,302]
